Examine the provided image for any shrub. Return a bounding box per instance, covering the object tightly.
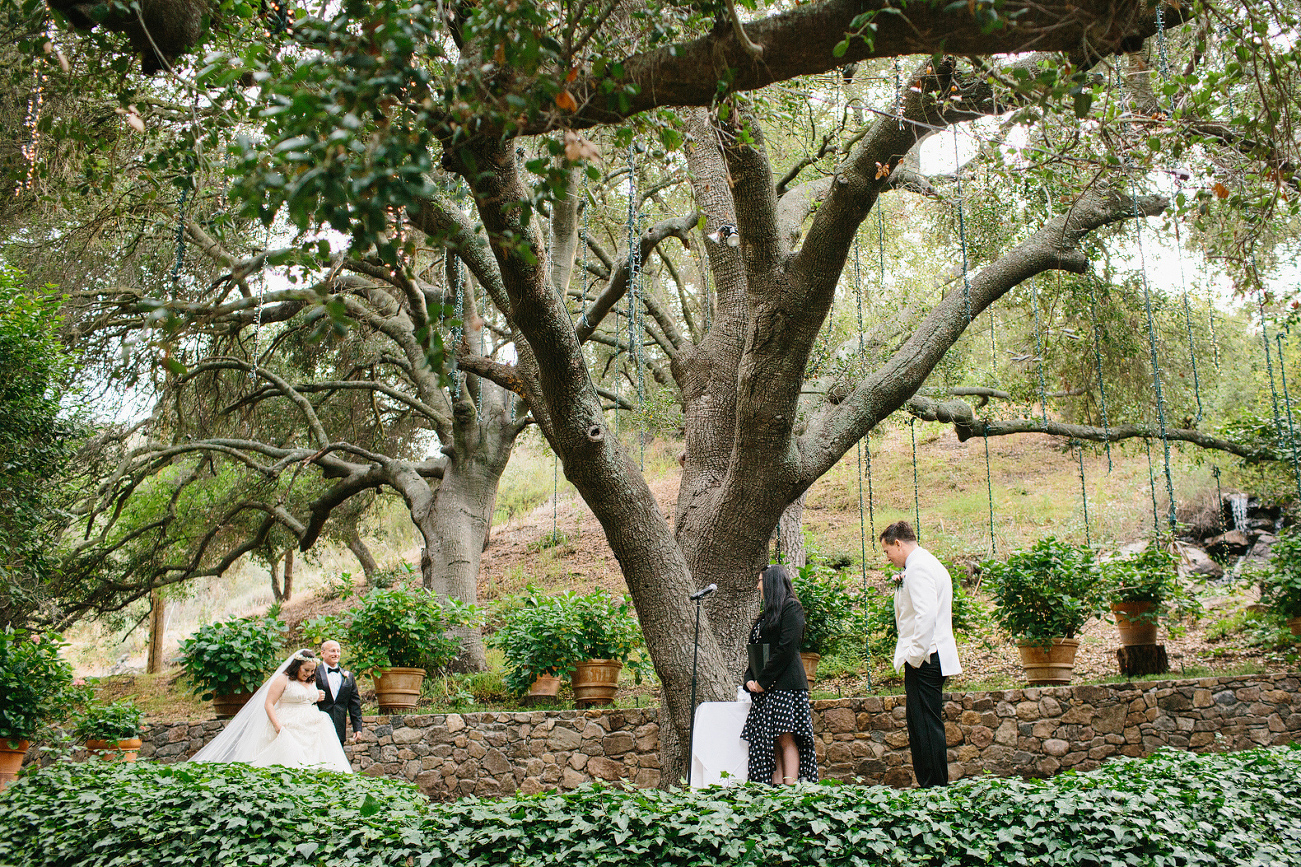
[863,560,988,647]
[1263,529,1301,619]
[982,537,1106,643]
[0,628,75,746]
[178,615,286,700]
[488,592,583,695]
[790,564,858,656]
[305,584,481,675]
[526,530,570,553]
[1103,540,1201,623]
[72,700,143,742]
[569,589,644,671]
[3,748,1300,866]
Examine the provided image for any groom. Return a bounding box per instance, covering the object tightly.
[316,640,363,744]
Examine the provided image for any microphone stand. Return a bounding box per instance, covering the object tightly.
[686,592,703,786]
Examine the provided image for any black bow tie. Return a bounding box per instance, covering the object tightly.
[327,667,341,674]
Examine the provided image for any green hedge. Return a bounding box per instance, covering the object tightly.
[3,747,1300,866]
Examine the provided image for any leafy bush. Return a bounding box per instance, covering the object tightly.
[0,762,428,867]
[4,748,1301,866]
[1263,529,1301,619]
[488,592,581,694]
[488,589,644,696]
[72,700,143,742]
[178,615,286,700]
[570,589,643,671]
[1205,606,1297,652]
[1102,540,1201,623]
[315,571,357,602]
[863,561,989,647]
[305,584,481,675]
[0,628,75,746]
[1104,544,1179,604]
[0,273,83,629]
[982,537,1106,643]
[790,564,858,655]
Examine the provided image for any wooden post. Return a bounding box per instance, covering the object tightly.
[146,589,166,674]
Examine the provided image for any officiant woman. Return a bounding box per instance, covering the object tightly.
[741,564,819,784]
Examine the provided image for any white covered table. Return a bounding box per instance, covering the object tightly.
[689,700,750,787]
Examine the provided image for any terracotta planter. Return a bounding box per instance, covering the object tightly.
[212,692,254,719]
[527,673,562,698]
[373,666,425,712]
[0,739,30,791]
[572,659,622,708]
[1112,601,1159,646]
[799,652,821,686]
[84,738,143,762]
[1017,638,1080,686]
[1288,616,1301,637]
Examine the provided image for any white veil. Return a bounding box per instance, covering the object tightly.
[189,649,308,764]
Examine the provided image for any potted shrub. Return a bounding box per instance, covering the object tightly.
[307,584,481,711]
[1262,530,1301,636]
[178,615,286,718]
[74,699,144,762]
[791,564,858,684]
[982,537,1106,685]
[0,627,75,790]
[569,590,645,708]
[488,592,582,703]
[1103,543,1190,646]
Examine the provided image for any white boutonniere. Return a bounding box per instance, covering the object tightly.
[342,670,351,680]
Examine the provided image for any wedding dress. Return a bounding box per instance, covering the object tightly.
[190,651,353,773]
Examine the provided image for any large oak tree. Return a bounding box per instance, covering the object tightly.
[28,0,1301,778]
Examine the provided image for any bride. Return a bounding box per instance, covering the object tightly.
[191,649,353,773]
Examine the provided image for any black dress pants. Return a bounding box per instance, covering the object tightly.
[904,652,948,788]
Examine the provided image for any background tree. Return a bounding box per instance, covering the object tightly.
[0,268,87,628]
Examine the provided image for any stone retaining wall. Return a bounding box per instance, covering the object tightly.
[129,672,1298,798]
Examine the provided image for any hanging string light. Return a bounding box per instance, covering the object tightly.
[18,71,45,196]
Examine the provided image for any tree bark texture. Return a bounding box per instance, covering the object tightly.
[1116,644,1169,678]
[346,529,379,581]
[146,589,166,675]
[420,379,518,672]
[775,493,808,570]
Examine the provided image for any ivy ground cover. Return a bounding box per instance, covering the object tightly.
[2,746,1299,867]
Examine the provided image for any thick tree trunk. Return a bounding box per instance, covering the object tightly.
[775,493,808,569]
[669,108,778,682]
[420,372,519,672]
[456,136,735,785]
[1116,644,1169,677]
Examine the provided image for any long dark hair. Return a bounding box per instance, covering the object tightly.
[757,564,798,632]
[286,651,318,680]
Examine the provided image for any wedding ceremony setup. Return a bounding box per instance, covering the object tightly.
[3,0,1301,863]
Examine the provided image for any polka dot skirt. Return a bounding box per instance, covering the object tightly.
[740,624,819,784]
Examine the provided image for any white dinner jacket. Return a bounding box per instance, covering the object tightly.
[892,546,963,676]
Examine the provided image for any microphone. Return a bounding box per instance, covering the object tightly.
[689,583,717,601]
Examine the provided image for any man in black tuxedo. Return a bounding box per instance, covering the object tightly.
[316,640,363,745]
